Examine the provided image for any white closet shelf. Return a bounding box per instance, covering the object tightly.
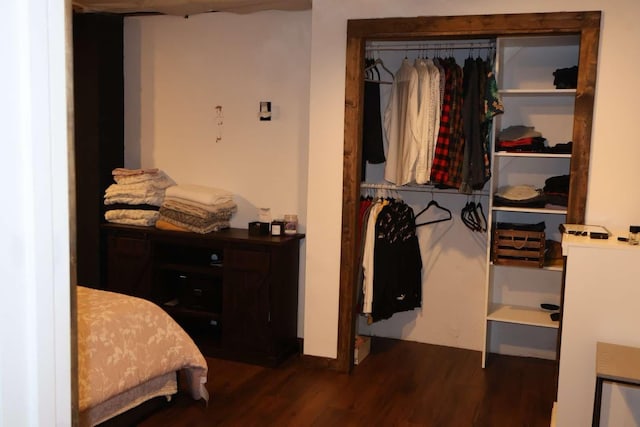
[490,262,563,272]
[491,206,568,215]
[498,88,576,96]
[494,152,571,159]
[487,304,560,329]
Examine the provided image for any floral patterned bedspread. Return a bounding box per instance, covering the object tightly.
[77,286,209,412]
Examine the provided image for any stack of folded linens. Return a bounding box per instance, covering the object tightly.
[496,125,547,153]
[157,184,237,233]
[104,168,175,226]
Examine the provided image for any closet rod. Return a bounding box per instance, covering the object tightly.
[360,182,489,196]
[366,42,495,52]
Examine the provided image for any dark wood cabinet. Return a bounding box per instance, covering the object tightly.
[105,227,153,299]
[102,223,303,366]
[73,13,124,288]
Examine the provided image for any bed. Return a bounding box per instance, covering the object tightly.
[77,286,209,426]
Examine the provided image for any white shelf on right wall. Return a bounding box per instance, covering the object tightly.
[482,34,580,368]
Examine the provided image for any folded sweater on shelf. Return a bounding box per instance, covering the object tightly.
[159,206,234,228]
[162,199,237,220]
[104,209,159,226]
[157,214,229,234]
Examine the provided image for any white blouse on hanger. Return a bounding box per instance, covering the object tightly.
[413,58,441,185]
[425,58,441,180]
[383,58,419,186]
[361,199,386,314]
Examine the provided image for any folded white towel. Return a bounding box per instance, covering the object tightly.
[104,182,167,198]
[165,184,233,206]
[104,194,164,207]
[113,170,176,188]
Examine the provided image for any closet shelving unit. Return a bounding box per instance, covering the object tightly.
[481,35,581,367]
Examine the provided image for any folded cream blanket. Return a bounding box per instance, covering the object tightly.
[105,209,159,226]
[162,199,237,220]
[165,184,233,206]
[104,183,167,198]
[114,172,175,188]
[112,167,159,176]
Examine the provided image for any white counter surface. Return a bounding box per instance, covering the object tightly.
[556,232,640,426]
[561,230,639,256]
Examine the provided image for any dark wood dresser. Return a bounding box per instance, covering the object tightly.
[102,223,304,367]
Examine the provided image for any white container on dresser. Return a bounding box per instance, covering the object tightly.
[482,35,581,367]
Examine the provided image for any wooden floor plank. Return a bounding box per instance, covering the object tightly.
[135,337,556,427]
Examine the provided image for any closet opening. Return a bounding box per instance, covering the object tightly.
[336,12,600,374]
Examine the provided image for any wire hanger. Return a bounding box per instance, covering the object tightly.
[415,195,452,227]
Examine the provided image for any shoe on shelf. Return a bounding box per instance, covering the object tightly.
[541,303,560,311]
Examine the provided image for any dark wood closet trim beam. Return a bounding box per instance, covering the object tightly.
[337,34,366,374]
[336,11,601,373]
[568,25,600,223]
[346,11,601,39]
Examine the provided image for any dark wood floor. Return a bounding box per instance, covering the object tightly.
[137,337,557,427]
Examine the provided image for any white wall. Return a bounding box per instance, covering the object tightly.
[305,0,640,358]
[0,0,71,425]
[123,10,311,335]
[124,10,311,228]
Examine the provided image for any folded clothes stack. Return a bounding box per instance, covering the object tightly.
[543,174,570,208]
[496,125,572,154]
[496,125,546,152]
[157,184,237,234]
[104,168,176,226]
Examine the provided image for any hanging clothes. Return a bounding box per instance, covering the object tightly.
[443,57,466,189]
[371,199,422,322]
[362,81,386,166]
[459,56,483,193]
[368,44,502,192]
[414,58,430,185]
[361,198,388,315]
[430,58,456,185]
[414,58,440,185]
[425,58,442,181]
[361,61,386,181]
[383,59,419,186]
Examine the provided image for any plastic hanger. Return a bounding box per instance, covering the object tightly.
[364,58,394,85]
[415,198,452,227]
[461,201,487,232]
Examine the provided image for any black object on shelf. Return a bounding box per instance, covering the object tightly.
[541,303,560,311]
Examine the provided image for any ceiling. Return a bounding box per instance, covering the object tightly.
[72,0,312,15]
